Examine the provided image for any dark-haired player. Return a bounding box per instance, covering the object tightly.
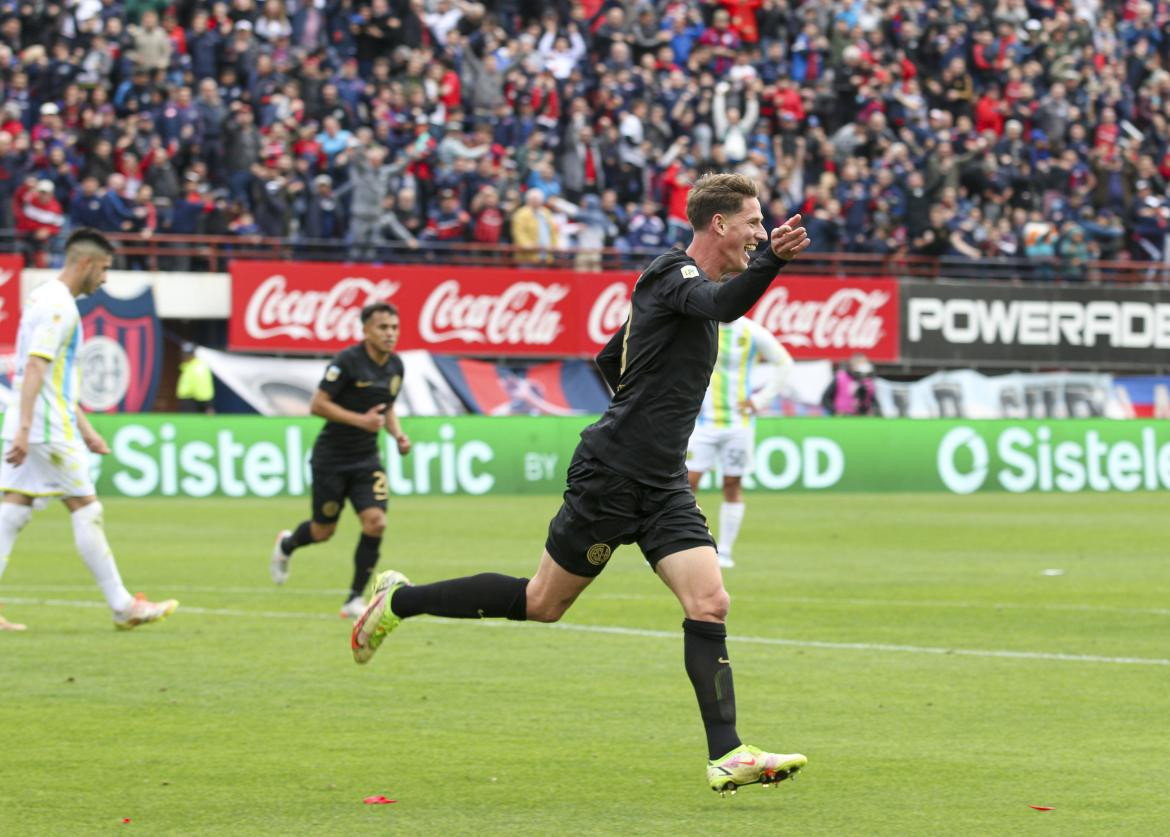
[352,174,810,795]
[270,302,410,620]
[0,228,178,631]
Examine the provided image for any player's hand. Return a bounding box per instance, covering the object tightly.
[738,398,758,416]
[770,214,811,261]
[358,403,387,433]
[83,431,110,455]
[5,429,28,466]
[395,433,412,455]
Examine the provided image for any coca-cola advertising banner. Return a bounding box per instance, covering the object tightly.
[0,254,23,350]
[229,261,900,360]
[902,282,1170,367]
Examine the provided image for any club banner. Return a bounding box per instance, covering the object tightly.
[196,347,466,416]
[902,281,1170,367]
[76,288,162,412]
[84,415,1170,497]
[1114,376,1170,419]
[432,356,611,415]
[0,254,21,350]
[874,370,1127,419]
[228,261,900,361]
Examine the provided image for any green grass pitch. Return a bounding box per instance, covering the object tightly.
[1,492,1168,835]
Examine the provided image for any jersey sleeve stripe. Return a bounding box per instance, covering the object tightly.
[28,351,54,360]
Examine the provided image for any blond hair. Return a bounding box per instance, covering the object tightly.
[685,172,758,230]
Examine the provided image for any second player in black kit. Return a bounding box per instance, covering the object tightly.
[270,302,411,619]
[350,174,813,795]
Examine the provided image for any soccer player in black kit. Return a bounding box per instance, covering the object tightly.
[270,302,411,620]
[351,174,811,795]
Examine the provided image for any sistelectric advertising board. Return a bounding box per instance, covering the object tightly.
[902,281,1170,368]
[87,415,1170,497]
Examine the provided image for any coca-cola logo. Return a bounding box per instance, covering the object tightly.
[243,274,400,342]
[587,282,631,344]
[419,279,568,345]
[754,286,889,349]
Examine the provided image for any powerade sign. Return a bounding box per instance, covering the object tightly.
[902,282,1170,367]
[85,416,1170,497]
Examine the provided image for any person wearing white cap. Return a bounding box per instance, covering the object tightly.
[16,178,65,268]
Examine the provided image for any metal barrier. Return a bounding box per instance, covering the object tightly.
[4,229,1168,283]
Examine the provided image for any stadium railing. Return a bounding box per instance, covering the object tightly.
[1,230,1165,283]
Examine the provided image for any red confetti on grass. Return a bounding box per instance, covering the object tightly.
[363,795,397,805]
[122,818,132,823]
[1028,806,1054,811]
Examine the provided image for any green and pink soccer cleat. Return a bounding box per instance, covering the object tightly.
[350,570,410,664]
[706,745,807,797]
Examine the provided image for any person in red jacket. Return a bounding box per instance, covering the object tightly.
[17,180,65,267]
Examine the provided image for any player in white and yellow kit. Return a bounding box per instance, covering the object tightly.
[0,229,177,632]
[687,317,792,568]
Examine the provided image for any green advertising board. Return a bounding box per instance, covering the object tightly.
[84,415,1170,498]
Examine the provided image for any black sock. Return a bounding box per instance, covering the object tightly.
[282,521,314,555]
[348,533,381,602]
[683,618,742,760]
[390,574,528,621]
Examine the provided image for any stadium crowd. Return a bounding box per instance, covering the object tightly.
[0,0,1161,276]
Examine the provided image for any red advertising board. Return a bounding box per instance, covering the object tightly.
[229,261,900,361]
[0,254,23,350]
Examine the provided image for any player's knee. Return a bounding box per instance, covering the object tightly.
[690,587,730,623]
[360,515,386,537]
[525,592,569,623]
[0,502,33,532]
[310,522,336,542]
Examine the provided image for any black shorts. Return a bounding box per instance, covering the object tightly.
[545,453,715,578]
[311,457,388,523]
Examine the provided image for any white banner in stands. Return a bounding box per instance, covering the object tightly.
[197,348,466,417]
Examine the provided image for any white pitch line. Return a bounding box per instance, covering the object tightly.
[6,584,1169,617]
[4,595,1168,667]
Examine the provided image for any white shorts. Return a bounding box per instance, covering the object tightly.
[0,439,96,498]
[686,425,755,477]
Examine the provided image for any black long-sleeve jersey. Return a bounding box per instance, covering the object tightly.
[312,343,405,468]
[581,247,787,487]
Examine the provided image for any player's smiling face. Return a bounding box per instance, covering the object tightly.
[717,197,767,275]
[363,311,400,357]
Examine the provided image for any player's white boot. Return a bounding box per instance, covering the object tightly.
[717,551,735,569]
[270,530,292,585]
[339,596,367,621]
[113,594,179,630]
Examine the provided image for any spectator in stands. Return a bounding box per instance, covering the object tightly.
[16,179,65,267]
[128,9,173,76]
[822,355,879,417]
[421,187,471,246]
[69,176,105,231]
[98,174,137,233]
[510,187,557,264]
[301,173,347,243]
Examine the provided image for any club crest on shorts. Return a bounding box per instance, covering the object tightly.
[322,501,341,518]
[586,543,612,566]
